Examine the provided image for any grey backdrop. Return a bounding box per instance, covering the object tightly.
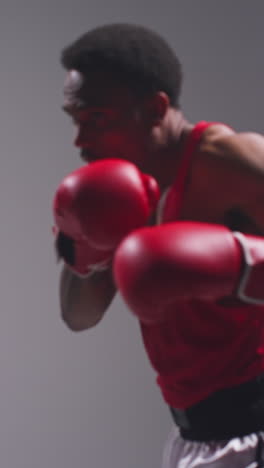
[1,1,264,467]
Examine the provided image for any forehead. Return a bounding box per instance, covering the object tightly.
[63,69,136,109]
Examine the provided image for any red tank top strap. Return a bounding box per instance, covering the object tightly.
[161,121,220,222]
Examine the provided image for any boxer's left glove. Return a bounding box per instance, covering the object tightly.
[53,158,160,277]
[113,221,264,323]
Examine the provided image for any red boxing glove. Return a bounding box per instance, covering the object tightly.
[54,228,113,276]
[53,159,160,276]
[113,221,264,323]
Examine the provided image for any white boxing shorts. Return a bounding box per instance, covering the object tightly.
[162,427,264,468]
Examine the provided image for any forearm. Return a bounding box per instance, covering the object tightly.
[60,265,116,331]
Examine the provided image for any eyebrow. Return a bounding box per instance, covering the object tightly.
[62,105,116,115]
[61,104,89,116]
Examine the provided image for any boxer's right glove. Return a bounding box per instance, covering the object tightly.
[54,228,113,276]
[53,158,160,277]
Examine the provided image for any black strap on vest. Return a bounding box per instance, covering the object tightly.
[170,374,264,442]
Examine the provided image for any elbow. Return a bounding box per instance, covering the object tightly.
[61,309,103,332]
[61,317,88,332]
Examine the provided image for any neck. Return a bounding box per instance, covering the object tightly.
[148,110,194,191]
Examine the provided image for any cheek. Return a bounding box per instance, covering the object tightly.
[104,132,130,149]
[101,130,145,156]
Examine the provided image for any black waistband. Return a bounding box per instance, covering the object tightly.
[170,374,264,442]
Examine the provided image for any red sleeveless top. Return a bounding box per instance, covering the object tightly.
[140,121,264,409]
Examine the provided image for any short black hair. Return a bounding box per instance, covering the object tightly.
[61,23,183,108]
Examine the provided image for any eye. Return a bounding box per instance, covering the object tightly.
[90,111,109,128]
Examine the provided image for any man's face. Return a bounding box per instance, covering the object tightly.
[62,70,152,169]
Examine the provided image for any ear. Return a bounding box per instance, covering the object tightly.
[143,92,170,125]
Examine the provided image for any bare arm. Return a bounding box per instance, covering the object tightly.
[60,265,117,331]
[198,127,264,232]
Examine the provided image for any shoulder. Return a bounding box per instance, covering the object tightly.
[198,123,264,172]
[186,123,264,213]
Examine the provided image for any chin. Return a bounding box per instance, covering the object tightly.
[80,153,99,163]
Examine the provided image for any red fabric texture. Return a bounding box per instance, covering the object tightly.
[140,121,264,408]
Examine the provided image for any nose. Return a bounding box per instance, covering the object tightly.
[74,125,91,148]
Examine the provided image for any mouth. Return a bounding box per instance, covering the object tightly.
[80,149,99,162]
